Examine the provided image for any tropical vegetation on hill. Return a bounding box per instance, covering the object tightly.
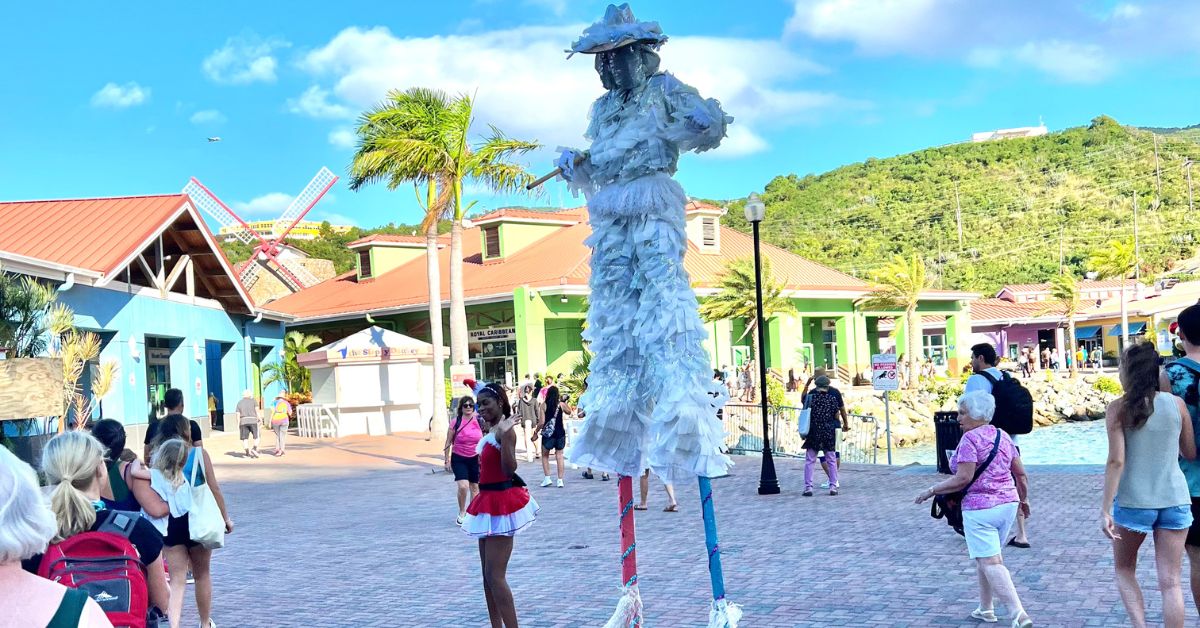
[724,115,1200,293]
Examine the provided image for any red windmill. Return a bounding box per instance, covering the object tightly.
[184,167,338,292]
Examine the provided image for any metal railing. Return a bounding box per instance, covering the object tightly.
[723,404,883,464]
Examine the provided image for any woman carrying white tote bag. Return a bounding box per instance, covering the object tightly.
[187,446,226,549]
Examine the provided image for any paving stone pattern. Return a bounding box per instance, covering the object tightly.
[187,441,1182,627]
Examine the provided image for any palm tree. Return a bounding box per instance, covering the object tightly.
[699,258,797,381]
[0,267,58,357]
[861,254,929,389]
[1038,272,1082,376]
[261,331,322,396]
[350,88,451,432]
[350,88,538,366]
[1089,239,1137,352]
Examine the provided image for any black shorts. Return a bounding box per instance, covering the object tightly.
[164,514,198,548]
[1188,497,1200,547]
[542,435,567,452]
[239,423,259,439]
[450,453,480,483]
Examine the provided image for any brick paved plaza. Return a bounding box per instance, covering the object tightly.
[187,433,1178,627]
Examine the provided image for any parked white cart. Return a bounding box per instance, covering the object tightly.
[297,326,446,437]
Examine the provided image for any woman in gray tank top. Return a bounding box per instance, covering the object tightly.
[1101,342,1197,628]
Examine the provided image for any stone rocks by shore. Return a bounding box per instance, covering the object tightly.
[832,373,1121,449]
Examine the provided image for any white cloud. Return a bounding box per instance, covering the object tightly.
[203,35,288,84]
[969,40,1111,84]
[189,109,226,125]
[288,85,353,119]
[297,25,843,157]
[787,0,953,55]
[233,192,293,215]
[1112,3,1143,19]
[91,82,150,108]
[328,128,357,148]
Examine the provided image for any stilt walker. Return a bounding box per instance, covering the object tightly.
[699,476,741,627]
[603,475,642,628]
[531,3,740,624]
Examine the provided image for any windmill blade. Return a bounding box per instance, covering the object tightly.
[275,257,321,289]
[184,178,261,245]
[274,167,338,239]
[239,258,262,286]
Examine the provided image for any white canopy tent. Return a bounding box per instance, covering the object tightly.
[297,326,445,436]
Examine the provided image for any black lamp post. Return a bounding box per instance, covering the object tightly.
[745,192,780,495]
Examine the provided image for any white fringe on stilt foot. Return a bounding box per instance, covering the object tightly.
[602,585,644,628]
[707,598,742,628]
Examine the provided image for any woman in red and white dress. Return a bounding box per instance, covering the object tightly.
[461,379,539,628]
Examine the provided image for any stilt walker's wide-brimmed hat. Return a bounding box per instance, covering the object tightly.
[569,3,668,55]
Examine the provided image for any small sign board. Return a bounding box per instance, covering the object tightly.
[871,353,899,391]
[450,364,477,398]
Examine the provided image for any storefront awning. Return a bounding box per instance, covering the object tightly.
[1108,322,1148,336]
[1075,325,1101,339]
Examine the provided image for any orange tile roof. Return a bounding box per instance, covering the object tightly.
[346,233,446,247]
[998,279,1135,296]
[472,207,585,223]
[971,298,1064,322]
[269,208,962,321]
[0,194,189,276]
[684,199,725,213]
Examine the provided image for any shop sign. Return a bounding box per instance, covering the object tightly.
[469,327,516,342]
[147,348,172,364]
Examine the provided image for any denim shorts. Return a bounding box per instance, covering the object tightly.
[1112,503,1194,534]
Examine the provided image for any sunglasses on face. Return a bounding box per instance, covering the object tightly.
[463,404,475,409]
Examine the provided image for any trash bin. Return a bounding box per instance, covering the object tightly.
[933,411,962,475]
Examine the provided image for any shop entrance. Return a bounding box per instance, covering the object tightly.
[145,336,176,421]
[205,341,231,431]
[470,327,517,388]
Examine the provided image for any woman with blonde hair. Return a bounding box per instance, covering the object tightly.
[0,445,112,627]
[150,416,233,628]
[29,431,170,622]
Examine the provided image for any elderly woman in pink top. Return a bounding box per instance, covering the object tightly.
[915,391,1033,628]
[444,395,485,525]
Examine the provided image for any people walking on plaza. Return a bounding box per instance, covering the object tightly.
[514,384,538,462]
[444,395,483,525]
[535,383,566,488]
[1092,346,1105,370]
[235,390,260,458]
[90,418,158,512]
[1051,347,1062,371]
[1160,304,1200,617]
[143,388,202,463]
[1076,346,1087,370]
[1018,346,1031,378]
[269,391,292,456]
[150,415,233,628]
[0,445,115,628]
[634,468,678,512]
[965,343,1032,549]
[36,431,171,623]
[915,391,1033,627]
[802,375,849,496]
[1102,341,1195,628]
[207,392,220,429]
[460,379,539,628]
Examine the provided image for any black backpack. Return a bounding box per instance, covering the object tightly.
[980,371,1034,435]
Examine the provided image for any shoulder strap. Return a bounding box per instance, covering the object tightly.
[45,588,88,628]
[979,370,999,384]
[94,509,139,539]
[1172,357,1200,376]
[188,447,201,485]
[964,429,1004,493]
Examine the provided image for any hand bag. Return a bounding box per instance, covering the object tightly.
[187,448,226,549]
[796,395,812,437]
[930,429,1002,536]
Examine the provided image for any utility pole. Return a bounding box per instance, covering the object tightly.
[1185,159,1195,214]
[953,180,963,250]
[1154,134,1162,207]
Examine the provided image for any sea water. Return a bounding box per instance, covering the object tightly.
[891,419,1109,466]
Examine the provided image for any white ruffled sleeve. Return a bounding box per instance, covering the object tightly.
[659,73,731,154]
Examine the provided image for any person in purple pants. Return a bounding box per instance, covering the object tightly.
[802,375,849,496]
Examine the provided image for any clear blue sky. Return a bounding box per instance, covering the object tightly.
[2,1,1197,229]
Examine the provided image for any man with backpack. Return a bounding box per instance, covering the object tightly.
[965,343,1034,549]
[1162,304,1200,616]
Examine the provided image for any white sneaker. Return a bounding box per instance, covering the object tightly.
[556,478,565,488]
[970,607,997,623]
[540,476,553,487]
[820,481,830,489]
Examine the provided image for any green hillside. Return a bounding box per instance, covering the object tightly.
[727,116,1200,293]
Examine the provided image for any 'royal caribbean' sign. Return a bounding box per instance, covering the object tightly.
[469,327,516,342]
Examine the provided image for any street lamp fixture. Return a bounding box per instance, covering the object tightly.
[745,192,780,495]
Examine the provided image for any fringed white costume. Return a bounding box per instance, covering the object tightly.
[559,5,734,484]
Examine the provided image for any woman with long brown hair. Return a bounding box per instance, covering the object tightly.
[1101,341,1196,628]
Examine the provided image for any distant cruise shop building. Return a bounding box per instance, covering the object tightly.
[270,202,974,384]
[0,194,286,441]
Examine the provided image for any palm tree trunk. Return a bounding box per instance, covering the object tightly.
[1067,317,1078,377]
[448,183,469,367]
[906,308,921,389]
[426,214,448,435]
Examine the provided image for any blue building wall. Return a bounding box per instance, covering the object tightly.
[58,284,285,429]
